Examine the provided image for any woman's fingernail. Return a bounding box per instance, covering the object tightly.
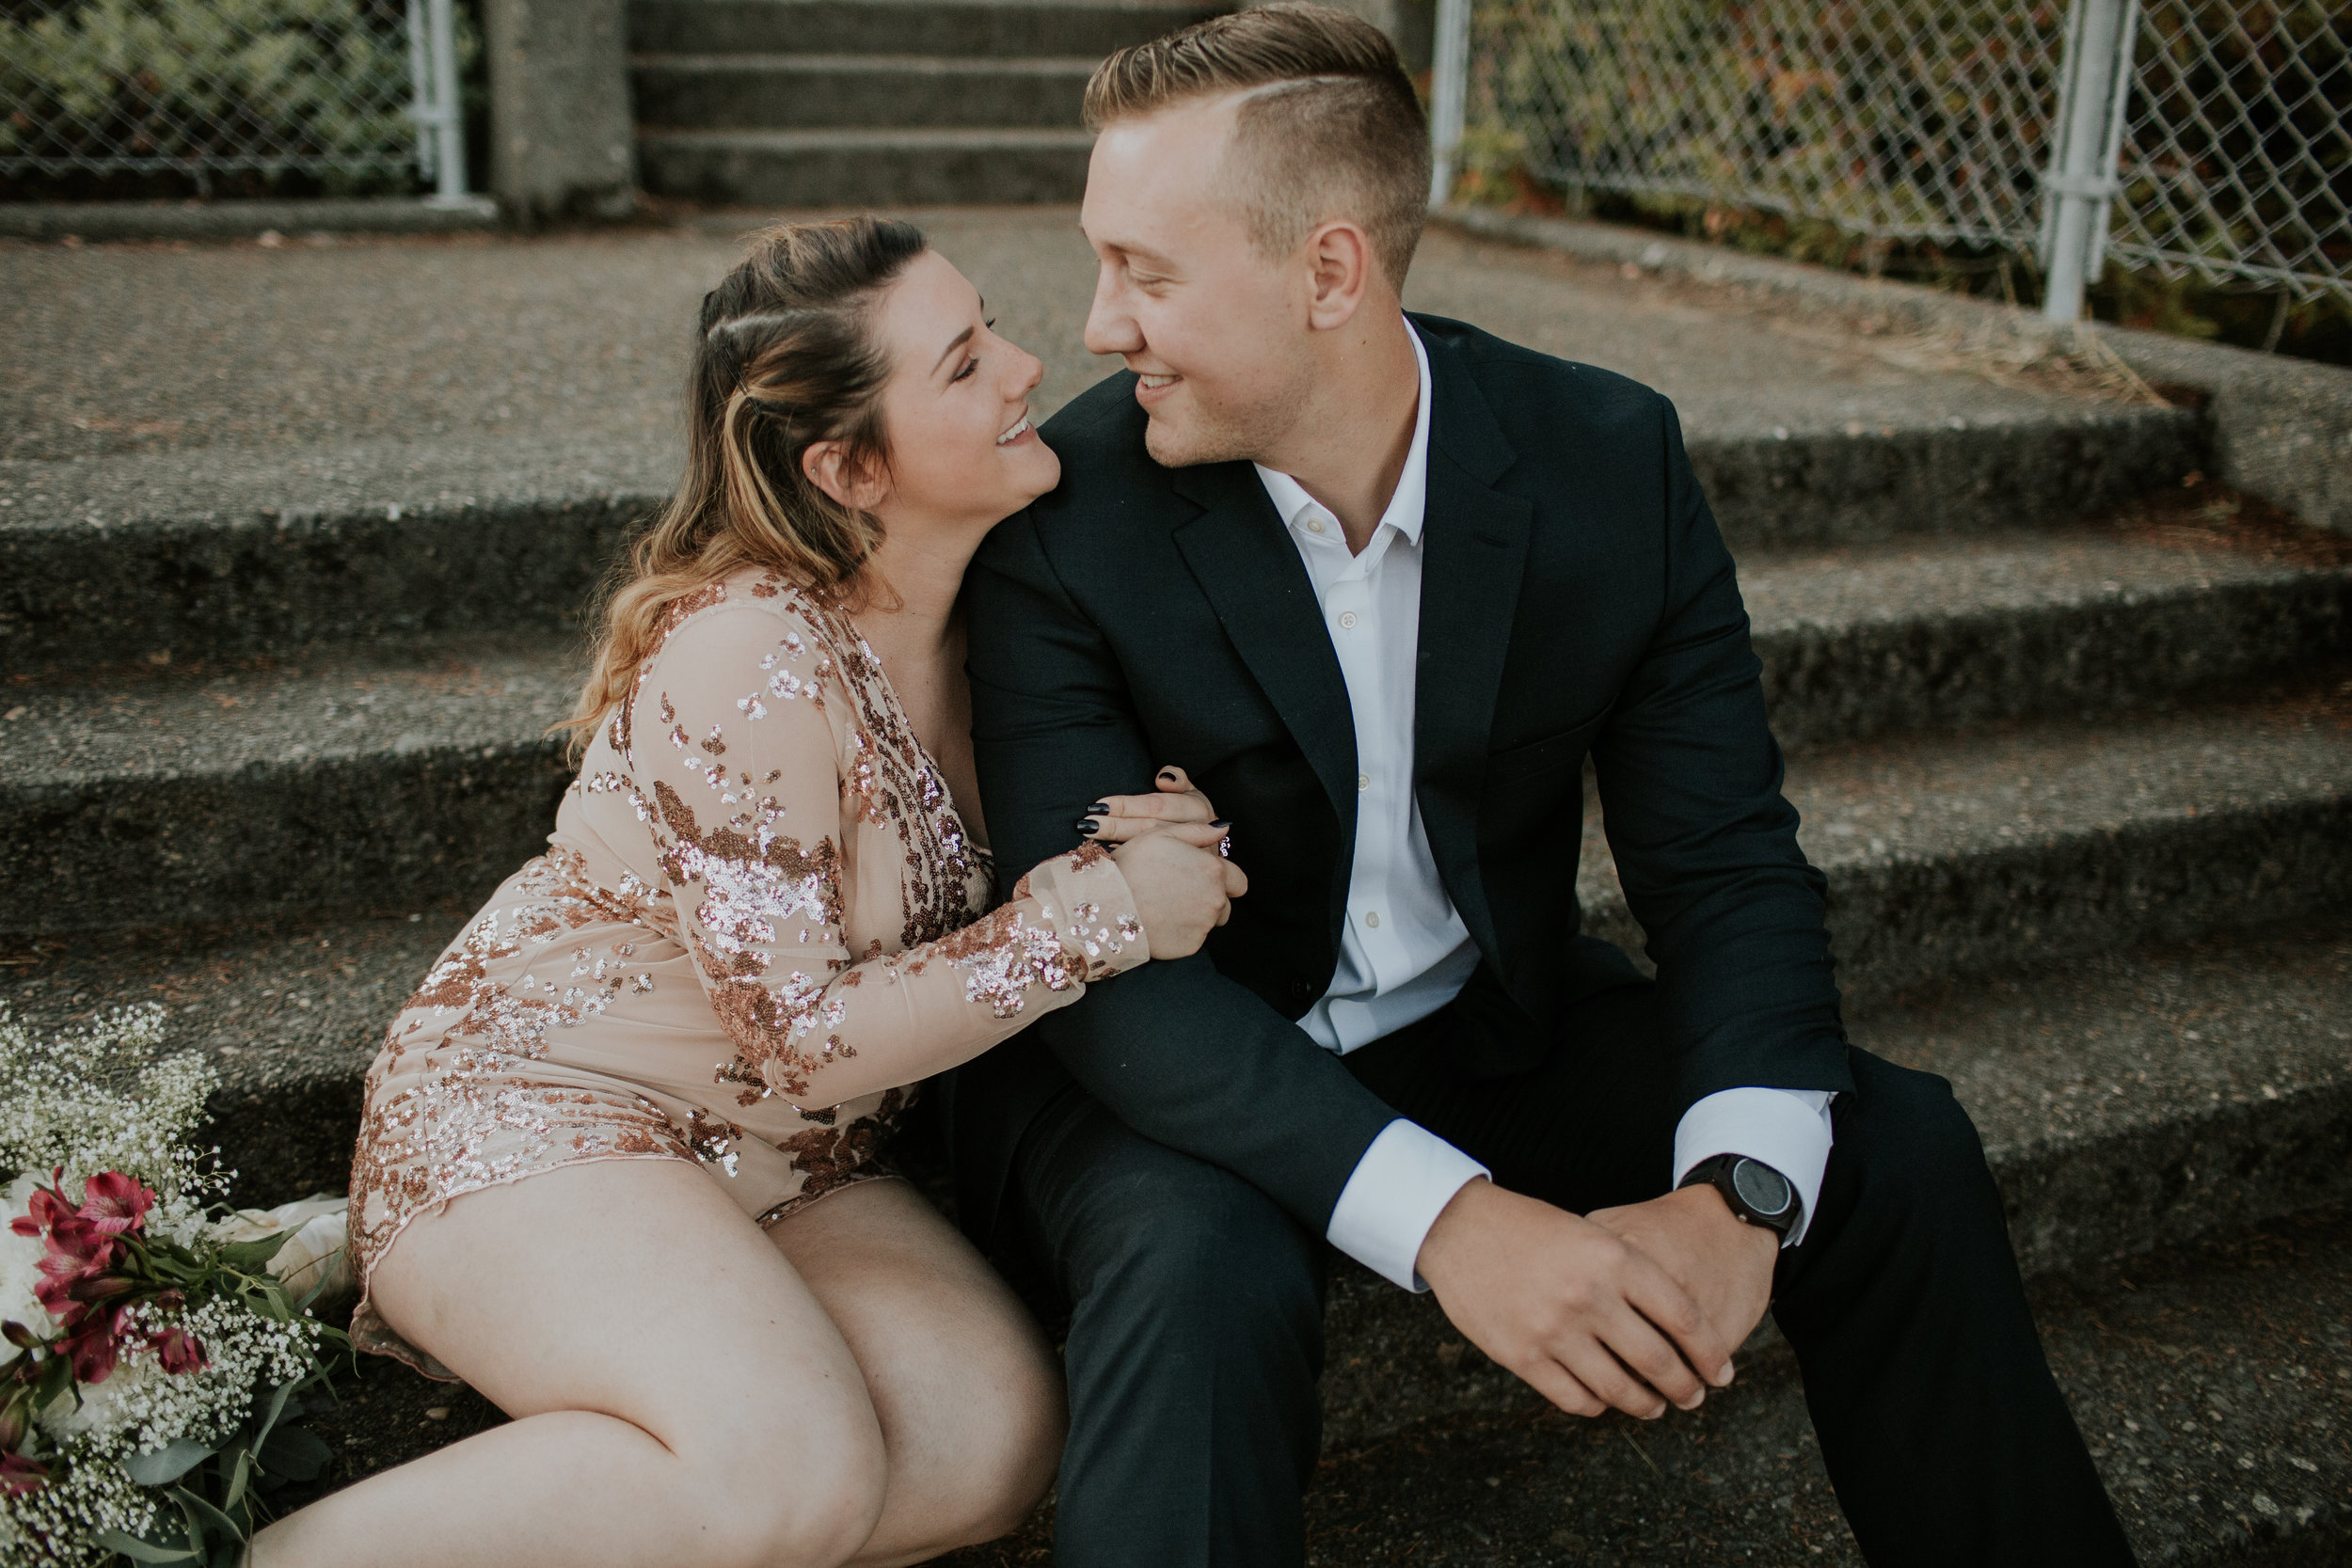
[1211,819,1231,829]
[1720,1360,1736,1384]
[1073,818,1098,837]
[1087,802,1110,815]
[1157,768,1179,781]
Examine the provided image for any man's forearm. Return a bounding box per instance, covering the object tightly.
[1026,957,1402,1233]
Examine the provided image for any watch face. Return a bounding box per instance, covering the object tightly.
[1731,1159,1793,1217]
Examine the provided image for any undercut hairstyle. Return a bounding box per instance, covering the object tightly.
[1084,2,1432,287]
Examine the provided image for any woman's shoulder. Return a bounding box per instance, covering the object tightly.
[627,568,867,739]
[644,569,855,676]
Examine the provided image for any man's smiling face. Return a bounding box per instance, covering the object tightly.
[1079,92,1320,469]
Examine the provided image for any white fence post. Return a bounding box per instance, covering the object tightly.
[1427,0,1470,210]
[2041,0,2138,323]
[408,0,470,203]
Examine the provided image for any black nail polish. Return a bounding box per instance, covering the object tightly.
[1073,817,1098,837]
[1157,768,1179,781]
[1087,801,1110,815]
[1211,819,1231,829]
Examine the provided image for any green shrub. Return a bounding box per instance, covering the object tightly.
[0,0,478,198]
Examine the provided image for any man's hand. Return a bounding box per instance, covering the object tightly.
[1416,1180,1737,1421]
[1586,1183,1779,1365]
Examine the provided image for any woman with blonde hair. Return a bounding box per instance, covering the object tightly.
[255,216,1242,1567]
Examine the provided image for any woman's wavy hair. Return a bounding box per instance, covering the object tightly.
[557,215,928,757]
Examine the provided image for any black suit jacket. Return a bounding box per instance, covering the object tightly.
[942,313,1851,1254]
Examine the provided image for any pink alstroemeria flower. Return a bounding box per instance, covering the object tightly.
[59,1307,127,1385]
[75,1172,155,1238]
[149,1325,208,1375]
[0,1451,50,1497]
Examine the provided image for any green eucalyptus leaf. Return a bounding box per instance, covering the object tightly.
[222,1446,252,1512]
[168,1492,209,1560]
[258,1424,331,1482]
[35,1352,78,1407]
[215,1234,293,1273]
[251,1379,298,1450]
[123,1438,215,1487]
[168,1484,247,1547]
[88,1528,199,1563]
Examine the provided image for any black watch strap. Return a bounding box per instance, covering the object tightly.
[1679,1154,1801,1238]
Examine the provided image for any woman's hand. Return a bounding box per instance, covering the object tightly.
[1077,766,1225,853]
[1106,823,1248,960]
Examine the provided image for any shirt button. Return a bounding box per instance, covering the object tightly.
[1306,515,1327,534]
[1337,610,1359,630]
[1363,911,1381,928]
[1357,772,1371,792]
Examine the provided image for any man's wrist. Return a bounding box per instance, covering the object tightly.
[1413,1172,1496,1291]
[1677,1153,1802,1239]
[1661,1180,1780,1264]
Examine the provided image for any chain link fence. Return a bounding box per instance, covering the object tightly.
[0,0,470,201]
[1445,0,2350,307]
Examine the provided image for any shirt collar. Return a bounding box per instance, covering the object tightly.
[1253,317,1433,547]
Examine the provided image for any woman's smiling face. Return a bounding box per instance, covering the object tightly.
[863,249,1059,531]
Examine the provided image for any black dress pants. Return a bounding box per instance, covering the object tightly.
[1002,981,2136,1567]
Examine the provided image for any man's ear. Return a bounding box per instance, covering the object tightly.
[802,439,891,513]
[1304,219,1375,332]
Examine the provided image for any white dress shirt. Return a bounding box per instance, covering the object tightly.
[1256,321,1835,1291]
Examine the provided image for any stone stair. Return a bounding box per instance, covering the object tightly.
[5,228,2350,1562]
[627,0,1228,207]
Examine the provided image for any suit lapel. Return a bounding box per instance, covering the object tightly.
[1412,328,1533,957]
[1169,464,1360,832]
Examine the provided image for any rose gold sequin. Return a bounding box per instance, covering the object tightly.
[347,571,1147,1381]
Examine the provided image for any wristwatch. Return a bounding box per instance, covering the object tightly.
[1677,1154,1801,1239]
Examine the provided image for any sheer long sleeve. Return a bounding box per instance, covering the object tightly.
[633,599,1147,1112]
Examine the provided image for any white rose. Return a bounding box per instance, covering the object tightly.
[212,1196,354,1304]
[0,1172,59,1341]
[36,1343,164,1446]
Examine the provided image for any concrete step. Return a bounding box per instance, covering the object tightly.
[635,125,1100,205]
[630,55,1095,131]
[628,0,1223,60]
[0,911,461,1203]
[0,435,664,674]
[2,638,579,936]
[248,1200,2352,1566]
[1740,515,2352,750]
[1578,681,2352,1006]
[0,410,2204,673]
[7,613,2345,940]
[1692,397,2200,552]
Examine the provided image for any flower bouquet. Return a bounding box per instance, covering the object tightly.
[1,1004,354,1567]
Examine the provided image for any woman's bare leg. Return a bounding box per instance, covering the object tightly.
[252,1158,888,1568]
[767,1180,1064,1567]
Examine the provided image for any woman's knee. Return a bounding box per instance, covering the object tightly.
[673,1418,888,1568]
[937,1343,1065,1544]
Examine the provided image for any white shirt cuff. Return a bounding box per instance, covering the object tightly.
[1326,1118,1489,1291]
[1671,1087,1836,1247]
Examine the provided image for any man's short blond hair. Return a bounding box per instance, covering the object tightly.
[1084,3,1432,288]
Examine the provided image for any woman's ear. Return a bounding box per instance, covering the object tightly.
[802,439,890,513]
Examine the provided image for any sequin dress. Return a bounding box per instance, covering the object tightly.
[348,570,1146,1377]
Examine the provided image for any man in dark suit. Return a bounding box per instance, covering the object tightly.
[943,7,2135,1564]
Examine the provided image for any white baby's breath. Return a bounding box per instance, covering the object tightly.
[0,1004,222,1205]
